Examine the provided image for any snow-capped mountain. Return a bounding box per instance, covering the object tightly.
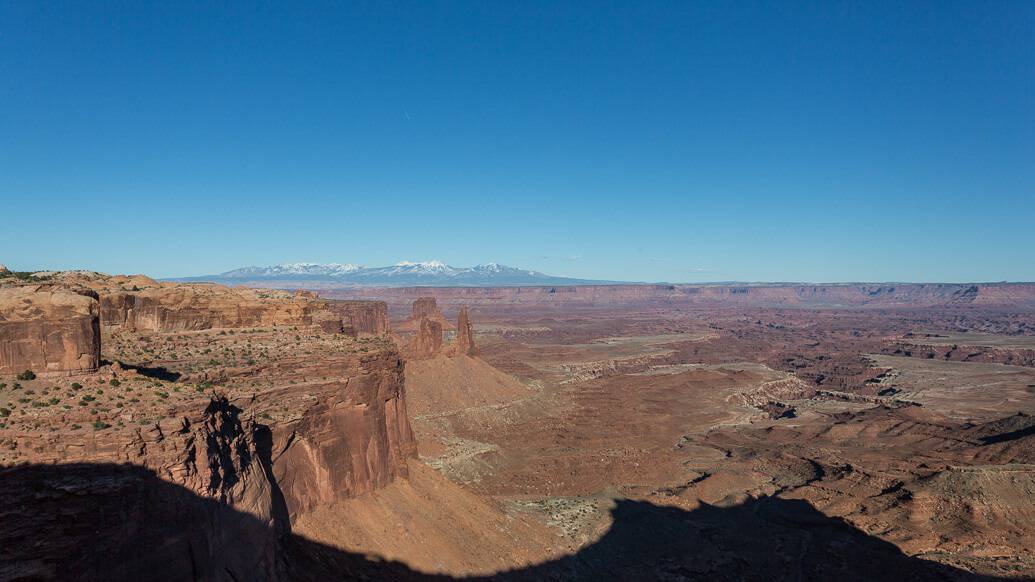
[217,262,363,279]
[174,261,619,287]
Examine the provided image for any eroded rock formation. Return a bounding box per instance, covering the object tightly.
[54,274,392,336]
[0,396,286,581]
[452,305,478,356]
[411,297,440,321]
[1,345,418,579]
[271,350,417,516]
[399,297,453,331]
[325,299,390,336]
[0,285,101,375]
[98,284,332,332]
[408,317,443,359]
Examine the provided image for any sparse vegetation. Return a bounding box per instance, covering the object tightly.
[16,370,36,381]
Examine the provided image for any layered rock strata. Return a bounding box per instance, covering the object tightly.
[0,285,101,375]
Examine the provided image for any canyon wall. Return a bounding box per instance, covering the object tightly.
[0,285,101,375]
[1,350,418,580]
[1,275,417,579]
[90,279,389,335]
[881,341,1035,367]
[269,349,417,516]
[325,299,390,336]
[99,286,329,332]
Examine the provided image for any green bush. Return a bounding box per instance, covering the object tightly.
[16,370,36,381]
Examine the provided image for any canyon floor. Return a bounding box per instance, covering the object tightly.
[4,273,1035,580]
[392,299,1035,579]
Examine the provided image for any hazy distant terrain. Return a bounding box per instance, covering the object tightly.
[171,261,623,287]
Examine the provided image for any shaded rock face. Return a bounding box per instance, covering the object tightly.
[452,305,478,356]
[2,370,418,580]
[0,397,287,582]
[409,317,443,360]
[269,350,417,517]
[0,285,101,375]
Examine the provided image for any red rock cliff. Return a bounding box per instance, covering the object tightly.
[270,349,417,517]
[0,285,101,375]
[325,299,390,336]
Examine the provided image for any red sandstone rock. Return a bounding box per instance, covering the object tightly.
[272,350,417,515]
[408,317,443,359]
[412,297,440,321]
[452,305,478,356]
[399,297,454,331]
[0,285,101,375]
[325,299,390,336]
[89,277,389,335]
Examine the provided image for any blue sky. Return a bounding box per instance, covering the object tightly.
[2,2,1032,282]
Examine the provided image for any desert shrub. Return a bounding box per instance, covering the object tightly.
[109,379,120,387]
[70,382,82,390]
[16,370,36,381]
[92,421,111,430]
[0,408,10,417]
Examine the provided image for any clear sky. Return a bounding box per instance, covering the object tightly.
[2,2,1032,282]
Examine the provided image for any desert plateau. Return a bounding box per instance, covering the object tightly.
[2,266,1035,580]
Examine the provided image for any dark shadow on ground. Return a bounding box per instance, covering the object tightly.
[0,463,1010,582]
[100,359,182,382]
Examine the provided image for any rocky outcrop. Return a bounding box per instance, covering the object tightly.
[0,285,101,375]
[408,318,443,360]
[0,396,286,581]
[881,340,1035,368]
[411,297,440,320]
[94,280,389,335]
[99,284,330,332]
[399,297,453,331]
[271,350,417,516]
[325,300,390,336]
[451,305,478,356]
[1,346,419,579]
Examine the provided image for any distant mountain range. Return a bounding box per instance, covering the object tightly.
[171,261,622,287]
